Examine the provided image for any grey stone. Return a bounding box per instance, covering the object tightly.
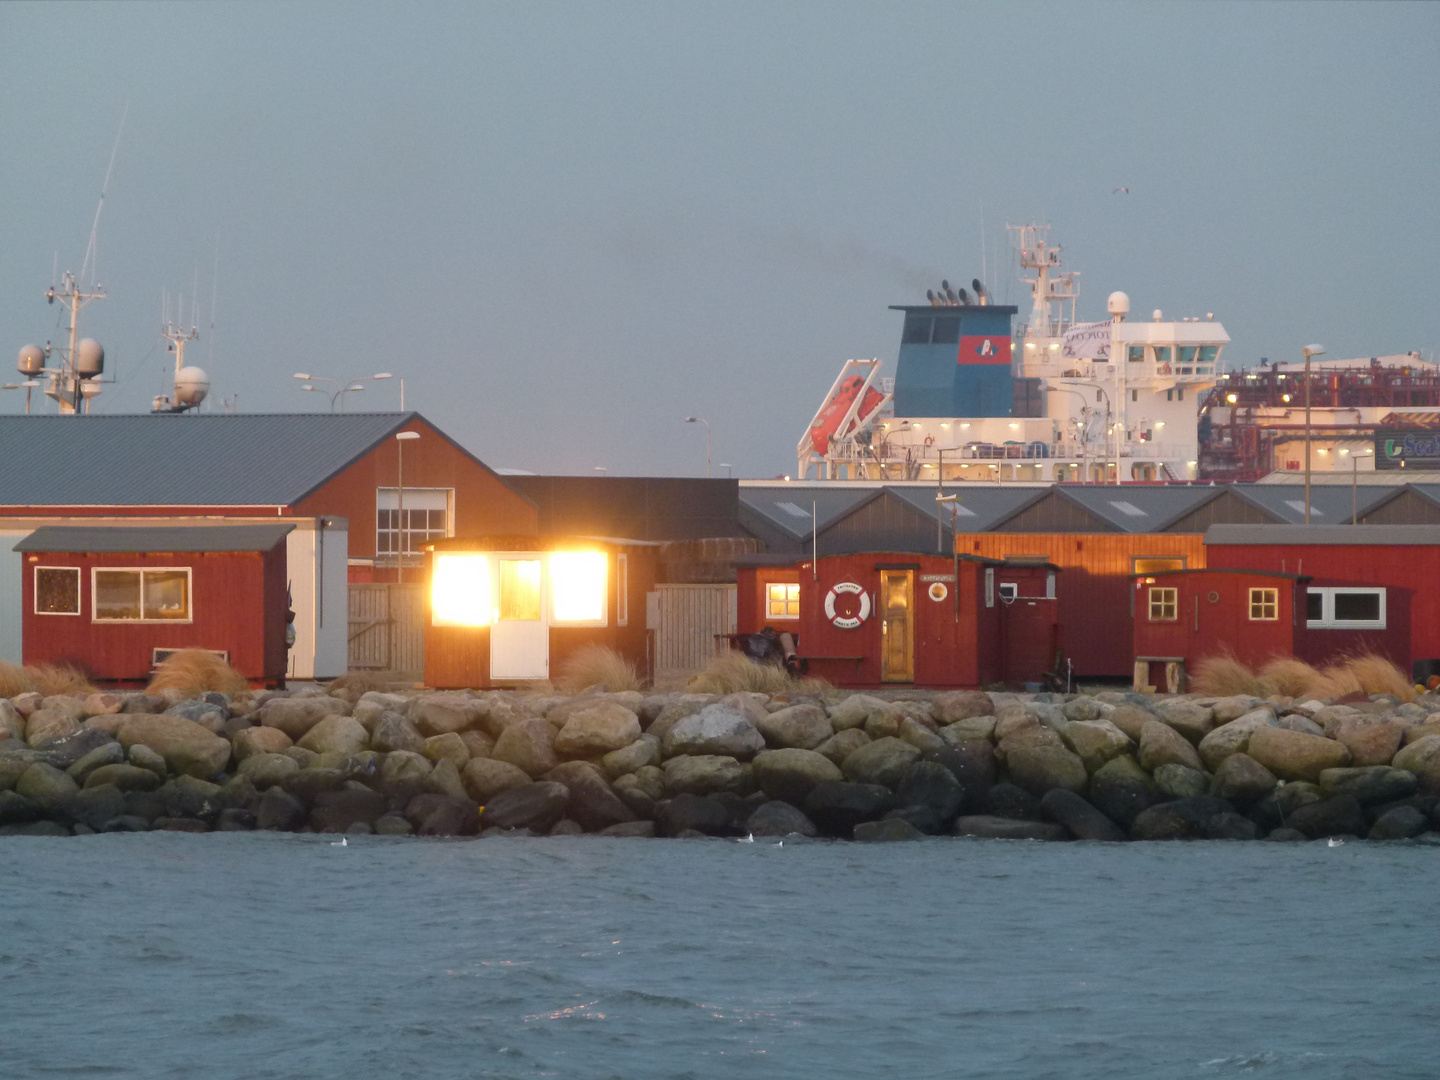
[1040,789,1125,842]
[841,736,921,788]
[752,748,843,806]
[1061,697,1106,723]
[1007,744,1088,797]
[280,767,346,804]
[491,718,561,777]
[256,696,350,741]
[599,734,661,779]
[406,792,481,836]
[553,701,642,757]
[1287,794,1367,839]
[1061,720,1134,773]
[1369,806,1428,840]
[941,716,997,744]
[0,790,37,824]
[15,762,79,814]
[480,782,569,832]
[1106,704,1157,743]
[1153,764,1211,800]
[663,705,765,760]
[65,740,126,783]
[656,793,734,837]
[374,812,413,836]
[931,690,994,725]
[82,763,162,792]
[378,750,433,802]
[802,781,892,837]
[854,818,924,842]
[828,694,893,732]
[35,727,118,770]
[1198,708,1278,770]
[745,800,818,837]
[1155,701,1215,744]
[756,704,832,750]
[923,741,996,807]
[598,820,656,838]
[1248,727,1353,783]
[165,700,228,732]
[238,752,300,790]
[982,781,1043,822]
[1129,796,1235,840]
[953,815,1069,841]
[1138,720,1205,773]
[544,761,636,832]
[662,754,755,797]
[1278,714,1326,737]
[1205,813,1260,840]
[371,712,427,755]
[1319,766,1418,805]
[813,728,871,768]
[1210,753,1278,805]
[1392,735,1440,795]
[461,758,533,803]
[894,761,964,822]
[1088,754,1156,828]
[409,695,484,738]
[256,787,306,830]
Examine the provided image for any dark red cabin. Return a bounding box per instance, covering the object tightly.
[424,535,658,689]
[17,524,293,687]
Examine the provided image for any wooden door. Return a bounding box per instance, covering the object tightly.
[880,570,914,683]
[490,557,548,680]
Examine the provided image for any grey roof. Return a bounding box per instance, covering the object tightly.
[1205,524,1440,546]
[1233,484,1394,524]
[0,413,432,507]
[1056,485,1222,532]
[15,523,295,553]
[737,486,876,540]
[886,485,1041,533]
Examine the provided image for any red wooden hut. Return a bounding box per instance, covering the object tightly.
[1130,568,1308,693]
[423,535,658,689]
[16,524,293,688]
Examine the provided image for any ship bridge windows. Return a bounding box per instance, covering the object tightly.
[902,315,933,344]
[901,314,961,345]
[1200,346,1219,365]
[1154,346,1172,366]
[1127,346,1145,363]
[931,316,960,344]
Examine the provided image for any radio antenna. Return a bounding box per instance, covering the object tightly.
[80,102,128,290]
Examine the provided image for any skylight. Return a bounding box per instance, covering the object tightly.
[776,501,811,519]
[1284,500,1323,516]
[1108,500,1147,517]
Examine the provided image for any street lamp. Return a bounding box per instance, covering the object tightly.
[2,380,41,414]
[293,372,393,412]
[1351,446,1373,522]
[1302,344,1325,523]
[394,430,421,583]
[685,416,711,477]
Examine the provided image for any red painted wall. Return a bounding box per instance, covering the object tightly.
[1206,543,1430,666]
[736,567,802,635]
[1132,570,1306,679]
[20,547,288,685]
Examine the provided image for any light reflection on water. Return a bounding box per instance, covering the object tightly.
[0,833,1435,1080]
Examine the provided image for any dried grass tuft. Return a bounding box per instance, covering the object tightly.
[326,670,392,702]
[1190,652,1271,698]
[687,649,829,696]
[0,660,95,699]
[1257,656,1325,700]
[146,649,248,698]
[0,661,34,699]
[555,644,645,694]
[1332,653,1414,702]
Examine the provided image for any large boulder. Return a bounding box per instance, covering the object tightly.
[1211,696,1267,724]
[1137,720,1204,774]
[1369,806,1429,840]
[1106,704,1157,743]
[1040,789,1125,842]
[1061,720,1134,773]
[41,728,120,771]
[1061,697,1105,724]
[1392,735,1440,795]
[752,748,843,806]
[1329,719,1405,768]
[953,816,1068,841]
[1287,794,1367,839]
[310,785,389,832]
[480,782,570,832]
[662,755,755,797]
[407,792,481,836]
[663,705,765,760]
[370,712,427,755]
[655,793,734,837]
[255,696,349,741]
[297,715,369,756]
[1006,745,1087,797]
[460,758,533,803]
[1318,766,1418,805]
[756,704,832,751]
[1197,708,1278,771]
[942,716,997,744]
[15,762,79,814]
[83,763,162,792]
[232,725,293,760]
[855,818,924,842]
[70,784,126,832]
[893,761,964,823]
[423,732,470,770]
[424,758,470,800]
[813,729,871,768]
[1153,764,1210,801]
[995,722,1063,762]
[1088,755,1155,829]
[491,718,561,777]
[982,782,1043,821]
[238,752,300,790]
[255,787,306,830]
[745,800,818,837]
[1155,701,1215,744]
[896,717,945,753]
[1247,727,1353,783]
[828,695,894,732]
[553,701,643,758]
[599,735,660,779]
[931,690,994,725]
[841,737,921,789]
[1209,753,1277,805]
[409,695,484,738]
[803,781,892,837]
[1130,796,1234,840]
[117,715,231,780]
[24,709,79,748]
[378,750,433,802]
[924,741,996,806]
[544,762,636,832]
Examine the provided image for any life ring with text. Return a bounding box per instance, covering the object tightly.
[824,582,871,629]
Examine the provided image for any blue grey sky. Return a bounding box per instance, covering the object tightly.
[2,2,1436,477]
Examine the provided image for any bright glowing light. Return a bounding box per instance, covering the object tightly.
[551,551,606,622]
[1282,394,1291,402]
[431,554,490,626]
[1226,393,1238,403]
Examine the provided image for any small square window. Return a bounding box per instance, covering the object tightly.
[35,567,81,616]
[1148,587,1177,621]
[766,582,800,619]
[1249,588,1278,621]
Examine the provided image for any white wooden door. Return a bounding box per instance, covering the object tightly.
[490,557,548,680]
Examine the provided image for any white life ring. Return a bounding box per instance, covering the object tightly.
[928,582,948,602]
[824,582,871,629]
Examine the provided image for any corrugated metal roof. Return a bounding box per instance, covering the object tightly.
[738,486,876,539]
[1232,484,1394,524]
[1205,524,1440,546]
[886,485,1040,533]
[0,413,416,507]
[14,523,295,553]
[1058,485,1221,532]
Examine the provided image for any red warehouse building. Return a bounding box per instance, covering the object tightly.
[16,524,293,687]
[423,535,658,689]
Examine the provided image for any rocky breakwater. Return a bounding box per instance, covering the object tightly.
[2,682,1440,843]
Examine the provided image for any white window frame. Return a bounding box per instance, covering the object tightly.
[984,567,995,608]
[765,582,801,620]
[376,487,453,563]
[998,582,1019,602]
[34,565,81,616]
[91,566,194,624]
[1307,587,1387,630]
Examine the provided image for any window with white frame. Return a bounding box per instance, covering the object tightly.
[377,488,451,561]
[766,582,800,619]
[984,567,995,608]
[92,568,192,623]
[1248,588,1279,621]
[1306,587,1386,629]
[34,567,80,616]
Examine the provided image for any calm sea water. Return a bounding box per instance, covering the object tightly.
[1,834,1435,1080]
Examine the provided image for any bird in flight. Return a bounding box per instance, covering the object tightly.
[1113,187,1130,194]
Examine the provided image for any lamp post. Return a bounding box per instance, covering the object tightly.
[684,416,711,477]
[1302,344,1325,523]
[2,380,41,414]
[1351,446,1372,522]
[293,372,393,412]
[395,431,421,583]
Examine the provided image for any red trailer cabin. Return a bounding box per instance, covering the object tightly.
[1131,568,1308,693]
[1204,524,1432,673]
[424,535,658,689]
[16,524,293,687]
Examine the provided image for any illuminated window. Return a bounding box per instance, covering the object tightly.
[766,582,800,619]
[550,552,606,624]
[92,568,191,623]
[1148,587,1177,621]
[34,567,80,616]
[1248,588,1278,621]
[499,559,543,621]
[1133,557,1185,575]
[431,554,490,626]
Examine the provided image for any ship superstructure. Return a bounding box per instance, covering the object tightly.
[798,225,1230,483]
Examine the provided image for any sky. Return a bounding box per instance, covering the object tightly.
[2,2,1437,478]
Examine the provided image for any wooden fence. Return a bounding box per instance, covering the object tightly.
[654,583,736,679]
[347,583,425,676]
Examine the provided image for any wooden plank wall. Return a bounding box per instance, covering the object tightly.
[958,533,1208,677]
[348,583,425,676]
[655,583,736,678]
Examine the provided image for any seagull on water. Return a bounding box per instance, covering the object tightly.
[736,833,754,843]
[332,837,348,847]
[1327,837,1344,848]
